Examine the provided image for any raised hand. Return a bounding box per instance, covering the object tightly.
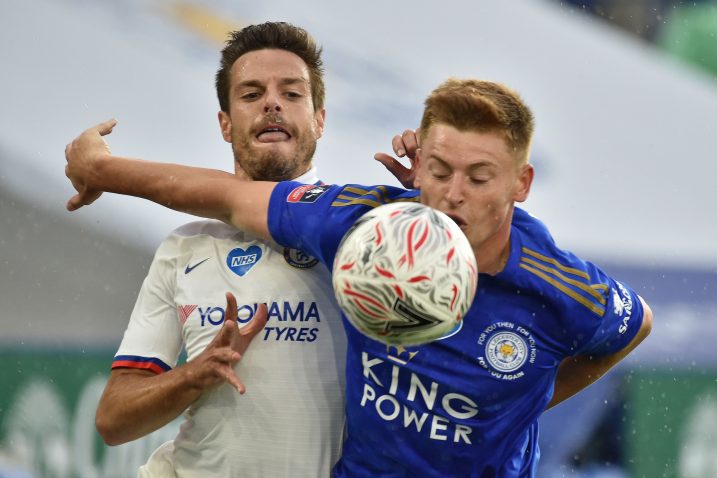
[184,292,268,394]
[64,118,117,211]
[374,128,420,189]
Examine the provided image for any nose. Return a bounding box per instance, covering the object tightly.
[444,176,465,206]
[263,89,282,113]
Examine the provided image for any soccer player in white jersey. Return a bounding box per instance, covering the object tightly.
[66,78,653,477]
[91,23,347,477]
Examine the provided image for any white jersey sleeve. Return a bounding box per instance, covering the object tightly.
[113,233,184,374]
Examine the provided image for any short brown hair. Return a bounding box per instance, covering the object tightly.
[419,78,535,164]
[215,22,325,113]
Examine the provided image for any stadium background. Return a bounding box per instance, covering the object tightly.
[1,0,716,476]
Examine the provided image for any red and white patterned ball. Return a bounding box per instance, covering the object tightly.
[332,202,478,346]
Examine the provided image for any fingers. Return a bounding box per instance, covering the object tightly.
[214,292,239,346]
[66,194,83,212]
[64,120,115,213]
[186,349,246,394]
[391,134,407,157]
[374,152,409,177]
[398,129,419,159]
[66,190,102,211]
[216,293,265,349]
[220,350,246,393]
[374,152,414,189]
[224,292,238,325]
[390,130,419,159]
[239,303,268,338]
[226,371,247,394]
[207,347,244,390]
[64,165,80,211]
[216,348,245,394]
[199,294,266,395]
[96,118,118,136]
[221,298,263,395]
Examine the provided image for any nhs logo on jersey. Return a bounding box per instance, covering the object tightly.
[226,246,262,276]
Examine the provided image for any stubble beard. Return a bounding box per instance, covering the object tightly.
[233,131,317,182]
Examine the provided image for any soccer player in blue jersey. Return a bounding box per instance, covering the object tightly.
[65,78,652,477]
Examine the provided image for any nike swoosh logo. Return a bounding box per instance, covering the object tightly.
[185,258,210,274]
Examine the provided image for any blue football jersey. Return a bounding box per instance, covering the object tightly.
[268,182,645,478]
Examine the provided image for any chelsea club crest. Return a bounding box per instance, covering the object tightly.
[283,247,319,269]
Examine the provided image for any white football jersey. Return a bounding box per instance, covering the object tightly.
[114,173,347,477]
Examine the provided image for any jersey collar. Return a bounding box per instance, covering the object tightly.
[292,166,321,185]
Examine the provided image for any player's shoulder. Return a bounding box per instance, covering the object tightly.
[512,207,576,266]
[169,219,238,240]
[155,220,254,256]
[512,207,611,319]
[511,207,553,243]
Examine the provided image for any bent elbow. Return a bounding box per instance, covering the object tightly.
[640,297,653,339]
[95,409,129,446]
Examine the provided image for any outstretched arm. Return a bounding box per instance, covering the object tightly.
[64,120,275,239]
[96,294,267,445]
[547,296,653,409]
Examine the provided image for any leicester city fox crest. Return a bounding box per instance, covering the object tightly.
[485,332,528,372]
[477,322,537,380]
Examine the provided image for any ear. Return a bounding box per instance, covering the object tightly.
[314,108,326,139]
[218,110,232,143]
[513,163,534,203]
[413,148,423,189]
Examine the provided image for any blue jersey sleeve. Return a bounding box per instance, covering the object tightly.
[268,181,420,270]
[268,181,345,266]
[576,276,645,357]
[511,208,645,359]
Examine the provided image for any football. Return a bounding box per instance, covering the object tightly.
[332,202,478,346]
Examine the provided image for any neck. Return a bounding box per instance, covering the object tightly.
[289,164,313,181]
[233,162,313,182]
[233,159,252,180]
[474,207,515,276]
